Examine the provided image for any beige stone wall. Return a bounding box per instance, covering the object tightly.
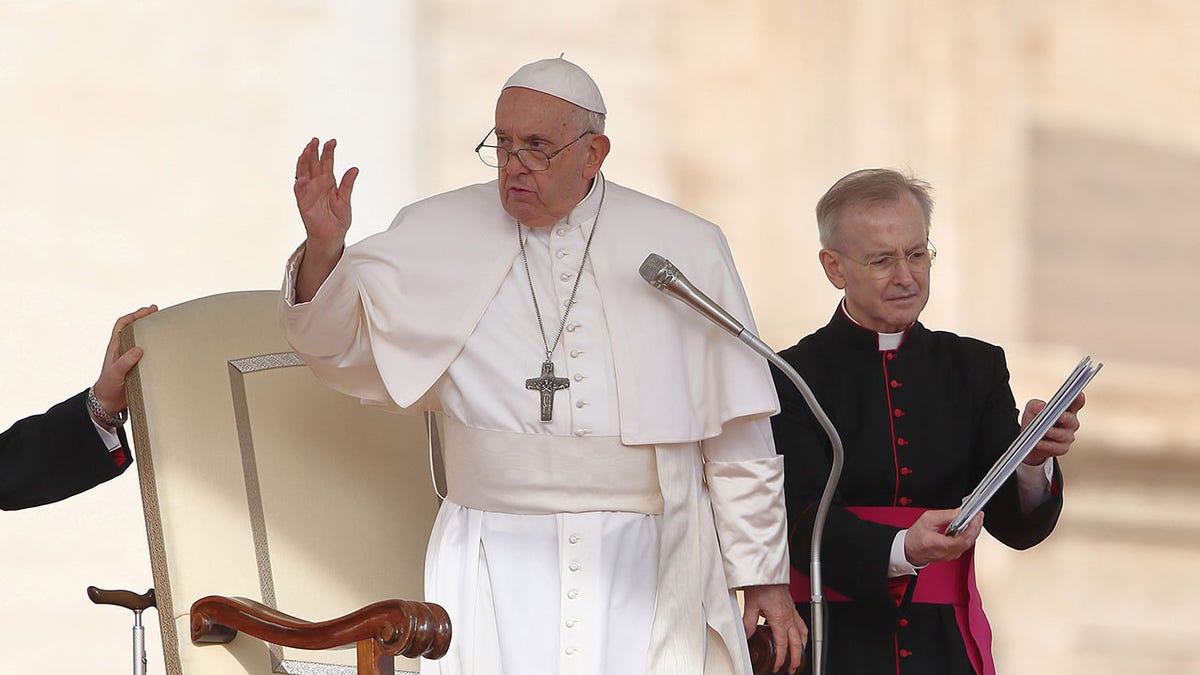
[2,1,1197,673]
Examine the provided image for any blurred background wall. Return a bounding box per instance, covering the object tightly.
[2,1,1197,673]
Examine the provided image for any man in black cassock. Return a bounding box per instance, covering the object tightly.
[0,305,154,510]
[770,169,1084,674]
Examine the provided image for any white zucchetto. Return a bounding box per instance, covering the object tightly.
[502,57,607,115]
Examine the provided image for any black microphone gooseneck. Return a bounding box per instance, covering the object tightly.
[639,253,843,675]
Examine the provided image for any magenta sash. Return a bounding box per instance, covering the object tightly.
[789,506,995,675]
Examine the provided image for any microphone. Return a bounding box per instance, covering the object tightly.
[639,252,844,675]
[639,253,747,339]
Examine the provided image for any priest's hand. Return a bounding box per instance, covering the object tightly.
[1022,392,1085,466]
[904,508,983,567]
[743,583,807,674]
[294,137,358,302]
[91,305,158,426]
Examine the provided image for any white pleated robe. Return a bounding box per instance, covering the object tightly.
[280,174,789,675]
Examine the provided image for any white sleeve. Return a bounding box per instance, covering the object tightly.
[1014,458,1055,514]
[278,243,396,408]
[702,416,790,588]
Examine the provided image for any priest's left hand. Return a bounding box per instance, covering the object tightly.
[743,583,807,674]
[1022,392,1086,466]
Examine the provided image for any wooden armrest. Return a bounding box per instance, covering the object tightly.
[190,595,451,660]
[747,622,807,674]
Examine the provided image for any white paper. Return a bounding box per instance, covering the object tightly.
[945,356,1102,535]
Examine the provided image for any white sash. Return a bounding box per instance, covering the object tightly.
[440,418,746,675]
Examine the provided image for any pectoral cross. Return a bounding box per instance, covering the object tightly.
[526,360,570,422]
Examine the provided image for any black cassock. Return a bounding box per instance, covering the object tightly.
[1,390,131,510]
[771,307,1062,674]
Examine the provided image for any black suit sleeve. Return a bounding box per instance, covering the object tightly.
[973,350,1063,549]
[0,390,131,511]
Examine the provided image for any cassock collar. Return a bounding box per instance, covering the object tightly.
[566,172,604,229]
[831,300,924,352]
[522,173,605,243]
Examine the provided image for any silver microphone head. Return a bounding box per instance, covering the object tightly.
[638,251,745,337]
[639,253,679,291]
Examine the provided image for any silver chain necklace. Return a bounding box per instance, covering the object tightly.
[520,179,606,422]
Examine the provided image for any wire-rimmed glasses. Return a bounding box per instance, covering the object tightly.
[475,127,593,171]
[834,242,938,279]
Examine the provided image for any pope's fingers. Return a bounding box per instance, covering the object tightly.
[320,138,338,175]
[787,618,806,674]
[772,622,788,672]
[295,140,314,181]
[338,166,359,203]
[305,137,322,178]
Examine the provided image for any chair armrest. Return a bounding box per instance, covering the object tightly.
[190,595,451,660]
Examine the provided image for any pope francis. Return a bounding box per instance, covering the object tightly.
[279,57,805,675]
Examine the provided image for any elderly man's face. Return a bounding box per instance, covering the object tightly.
[819,192,930,333]
[494,87,607,228]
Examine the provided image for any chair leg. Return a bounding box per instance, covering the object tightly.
[357,637,395,675]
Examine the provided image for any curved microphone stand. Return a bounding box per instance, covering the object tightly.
[640,254,844,675]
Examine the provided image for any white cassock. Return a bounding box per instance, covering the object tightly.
[280,174,789,675]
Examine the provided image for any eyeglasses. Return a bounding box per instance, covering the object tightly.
[475,127,594,171]
[834,243,937,279]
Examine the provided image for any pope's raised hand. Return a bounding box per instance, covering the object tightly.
[294,138,359,247]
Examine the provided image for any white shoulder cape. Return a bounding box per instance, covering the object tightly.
[282,176,779,446]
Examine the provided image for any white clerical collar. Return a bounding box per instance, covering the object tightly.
[518,172,604,242]
[564,172,604,232]
[839,299,906,352]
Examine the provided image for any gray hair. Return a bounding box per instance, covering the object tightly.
[571,105,606,135]
[815,168,934,248]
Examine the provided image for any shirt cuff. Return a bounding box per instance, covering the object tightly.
[888,530,923,578]
[1015,458,1054,514]
[91,418,122,451]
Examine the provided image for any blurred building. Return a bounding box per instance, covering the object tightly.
[2,1,1197,673]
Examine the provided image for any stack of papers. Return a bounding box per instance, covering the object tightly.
[946,356,1103,536]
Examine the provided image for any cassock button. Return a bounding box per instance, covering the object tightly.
[898,497,912,506]
[898,618,909,627]
[556,228,567,237]
[897,438,909,446]
[566,323,580,332]
[567,589,579,599]
[886,352,896,361]
[560,272,574,282]
[573,373,585,382]
[565,619,577,628]
[570,349,583,358]
[894,408,905,418]
[890,379,902,388]
[568,561,581,572]
[557,249,569,258]
[900,467,912,475]
[565,647,579,655]
[900,649,912,658]
[569,534,581,544]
